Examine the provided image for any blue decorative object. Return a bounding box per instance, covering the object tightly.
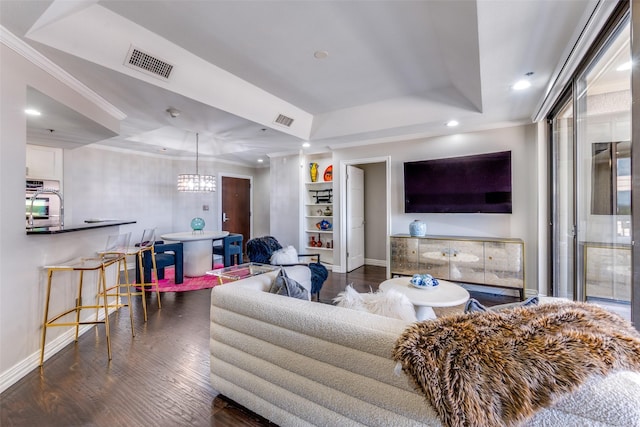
[410,273,439,289]
[190,217,205,231]
[316,219,332,230]
[409,219,426,237]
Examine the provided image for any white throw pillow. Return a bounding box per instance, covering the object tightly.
[334,285,419,322]
[270,245,299,265]
[332,284,367,311]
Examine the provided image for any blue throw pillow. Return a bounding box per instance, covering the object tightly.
[464,296,539,313]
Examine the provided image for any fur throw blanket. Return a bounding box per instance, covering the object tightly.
[393,301,640,427]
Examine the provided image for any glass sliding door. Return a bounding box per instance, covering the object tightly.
[549,16,632,322]
[550,97,575,300]
[575,21,631,320]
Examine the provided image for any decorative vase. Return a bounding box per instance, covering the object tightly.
[323,165,333,182]
[409,219,426,237]
[310,162,319,182]
[190,217,205,231]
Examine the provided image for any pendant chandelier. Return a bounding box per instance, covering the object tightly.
[177,132,216,192]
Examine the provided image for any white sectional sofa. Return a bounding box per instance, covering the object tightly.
[209,270,640,427]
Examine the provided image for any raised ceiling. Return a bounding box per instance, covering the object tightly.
[1,0,600,165]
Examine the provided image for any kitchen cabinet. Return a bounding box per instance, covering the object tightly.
[390,234,525,298]
[26,144,63,180]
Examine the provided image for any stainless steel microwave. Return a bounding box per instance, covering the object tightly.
[26,179,61,227]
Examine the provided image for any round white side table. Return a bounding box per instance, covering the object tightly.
[379,277,470,320]
[160,231,229,277]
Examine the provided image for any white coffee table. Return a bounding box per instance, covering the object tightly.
[379,277,470,320]
[160,231,229,277]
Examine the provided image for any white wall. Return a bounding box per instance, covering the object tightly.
[253,166,271,238]
[0,44,262,392]
[331,125,540,293]
[0,44,121,392]
[269,154,301,247]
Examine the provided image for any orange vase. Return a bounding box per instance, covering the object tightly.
[323,165,333,182]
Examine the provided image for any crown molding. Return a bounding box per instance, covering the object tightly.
[0,25,126,121]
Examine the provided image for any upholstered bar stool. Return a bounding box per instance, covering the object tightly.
[39,255,123,367]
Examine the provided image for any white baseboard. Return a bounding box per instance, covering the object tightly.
[364,258,386,267]
[0,307,115,394]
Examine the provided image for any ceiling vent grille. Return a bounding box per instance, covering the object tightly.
[124,46,174,80]
[274,114,294,127]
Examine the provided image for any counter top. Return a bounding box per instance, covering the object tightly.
[26,220,136,235]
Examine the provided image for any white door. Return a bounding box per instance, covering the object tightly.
[346,165,365,272]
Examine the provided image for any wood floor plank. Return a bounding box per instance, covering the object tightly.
[0,265,515,426]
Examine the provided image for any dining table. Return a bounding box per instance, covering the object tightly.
[160,230,229,277]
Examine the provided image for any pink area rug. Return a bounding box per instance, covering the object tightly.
[140,265,225,292]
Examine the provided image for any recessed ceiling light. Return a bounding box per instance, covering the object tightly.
[302,142,311,148]
[617,61,632,71]
[512,79,531,91]
[446,120,459,127]
[257,158,264,163]
[25,108,41,116]
[314,50,329,59]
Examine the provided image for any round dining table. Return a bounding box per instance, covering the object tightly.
[160,230,229,277]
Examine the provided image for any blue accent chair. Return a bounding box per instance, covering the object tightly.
[213,233,244,267]
[135,241,184,284]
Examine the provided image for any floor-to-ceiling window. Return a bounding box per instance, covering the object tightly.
[550,13,632,321]
[550,96,574,301]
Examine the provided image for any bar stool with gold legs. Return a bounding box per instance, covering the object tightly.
[133,231,162,321]
[39,254,124,367]
[99,229,162,324]
[98,232,136,336]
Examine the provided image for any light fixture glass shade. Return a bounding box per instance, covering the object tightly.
[177,132,216,192]
[177,174,216,192]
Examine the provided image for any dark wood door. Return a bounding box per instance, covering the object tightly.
[221,176,251,253]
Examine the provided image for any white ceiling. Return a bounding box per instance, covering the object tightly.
[1,0,599,166]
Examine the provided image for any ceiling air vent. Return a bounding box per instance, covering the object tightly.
[124,46,174,80]
[274,114,294,127]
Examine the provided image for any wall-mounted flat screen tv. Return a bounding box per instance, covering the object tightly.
[404,151,512,213]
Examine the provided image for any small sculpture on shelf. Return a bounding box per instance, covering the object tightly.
[310,236,317,247]
[324,206,332,216]
[316,219,332,230]
[323,165,333,182]
[310,188,333,204]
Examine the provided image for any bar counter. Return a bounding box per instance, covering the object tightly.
[26,220,136,235]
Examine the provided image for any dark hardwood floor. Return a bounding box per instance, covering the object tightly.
[0,265,516,427]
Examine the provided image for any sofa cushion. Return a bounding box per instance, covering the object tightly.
[270,245,299,265]
[333,285,420,322]
[269,268,310,300]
